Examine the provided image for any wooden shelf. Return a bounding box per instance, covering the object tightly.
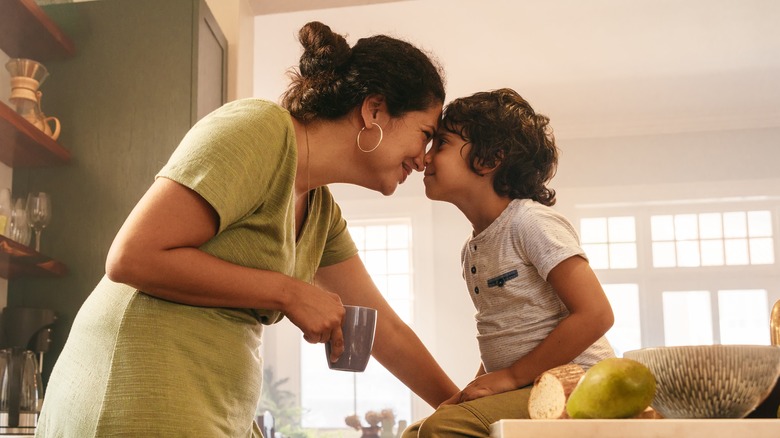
[0,1,73,281]
[0,0,75,61]
[0,101,71,167]
[0,235,67,279]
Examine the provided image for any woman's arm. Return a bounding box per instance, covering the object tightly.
[105,177,347,348]
[315,255,459,408]
[447,255,614,403]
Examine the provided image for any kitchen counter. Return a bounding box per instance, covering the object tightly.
[490,419,780,438]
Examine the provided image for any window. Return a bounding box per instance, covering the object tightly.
[661,289,770,346]
[662,290,714,346]
[718,289,770,345]
[602,284,642,356]
[580,216,638,269]
[300,219,413,429]
[650,210,775,268]
[577,200,779,352]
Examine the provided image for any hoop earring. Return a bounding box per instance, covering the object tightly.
[356,122,383,153]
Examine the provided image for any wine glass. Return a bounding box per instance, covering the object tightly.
[26,192,51,252]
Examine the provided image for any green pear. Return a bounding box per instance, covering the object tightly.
[566,358,656,419]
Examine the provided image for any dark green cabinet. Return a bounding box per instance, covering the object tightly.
[9,0,227,384]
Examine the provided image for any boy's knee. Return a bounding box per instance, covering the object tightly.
[417,404,486,438]
[401,420,421,438]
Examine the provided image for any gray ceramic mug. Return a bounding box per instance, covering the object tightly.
[325,305,377,372]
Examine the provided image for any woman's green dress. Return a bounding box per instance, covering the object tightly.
[36,100,357,437]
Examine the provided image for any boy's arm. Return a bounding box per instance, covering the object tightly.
[444,255,614,404]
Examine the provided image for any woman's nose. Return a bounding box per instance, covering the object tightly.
[412,149,426,171]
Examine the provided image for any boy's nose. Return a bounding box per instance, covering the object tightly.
[423,149,433,166]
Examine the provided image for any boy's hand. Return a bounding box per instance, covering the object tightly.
[440,369,517,405]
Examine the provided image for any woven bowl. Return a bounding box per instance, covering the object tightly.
[623,345,780,419]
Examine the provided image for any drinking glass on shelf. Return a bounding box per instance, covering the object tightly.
[26,192,51,252]
[8,199,31,246]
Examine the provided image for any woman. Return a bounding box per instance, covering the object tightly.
[37,21,458,437]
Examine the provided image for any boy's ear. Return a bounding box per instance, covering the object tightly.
[360,95,387,129]
[476,151,504,176]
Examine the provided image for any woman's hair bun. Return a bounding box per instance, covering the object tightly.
[282,21,444,122]
[297,21,351,78]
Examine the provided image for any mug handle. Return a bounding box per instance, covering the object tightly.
[44,116,61,140]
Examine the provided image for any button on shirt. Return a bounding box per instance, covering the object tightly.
[461,199,614,372]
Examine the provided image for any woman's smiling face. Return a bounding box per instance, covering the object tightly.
[363,103,441,196]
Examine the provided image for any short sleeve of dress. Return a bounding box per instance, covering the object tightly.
[156,99,296,233]
[319,188,358,267]
[515,204,587,280]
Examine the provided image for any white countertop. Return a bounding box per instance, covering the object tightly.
[490,419,780,438]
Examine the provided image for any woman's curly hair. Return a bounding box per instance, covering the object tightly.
[281,22,445,122]
[441,88,559,206]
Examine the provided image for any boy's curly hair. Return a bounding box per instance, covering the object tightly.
[441,88,559,206]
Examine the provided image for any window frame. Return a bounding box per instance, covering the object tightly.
[574,198,780,349]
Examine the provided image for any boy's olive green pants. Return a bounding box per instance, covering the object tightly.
[402,386,532,438]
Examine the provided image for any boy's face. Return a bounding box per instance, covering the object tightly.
[423,126,482,204]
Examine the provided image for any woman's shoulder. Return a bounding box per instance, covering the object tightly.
[190,99,294,146]
[216,98,290,122]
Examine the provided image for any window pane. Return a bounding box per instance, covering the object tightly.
[365,225,387,249]
[749,238,775,265]
[387,224,410,249]
[387,249,409,274]
[676,241,700,267]
[652,242,676,267]
[700,239,724,266]
[387,274,411,301]
[364,250,387,274]
[651,215,675,241]
[582,243,609,269]
[608,217,636,242]
[725,238,750,265]
[301,342,356,427]
[723,212,747,238]
[609,243,637,269]
[350,226,366,249]
[602,284,641,357]
[674,214,698,240]
[580,218,608,243]
[698,213,723,239]
[747,211,772,237]
[663,291,713,346]
[718,289,769,345]
[390,298,412,322]
[372,275,388,296]
[354,361,411,429]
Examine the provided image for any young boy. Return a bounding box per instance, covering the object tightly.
[405,88,615,437]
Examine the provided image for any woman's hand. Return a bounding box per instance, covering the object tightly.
[282,285,346,362]
[441,369,518,405]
